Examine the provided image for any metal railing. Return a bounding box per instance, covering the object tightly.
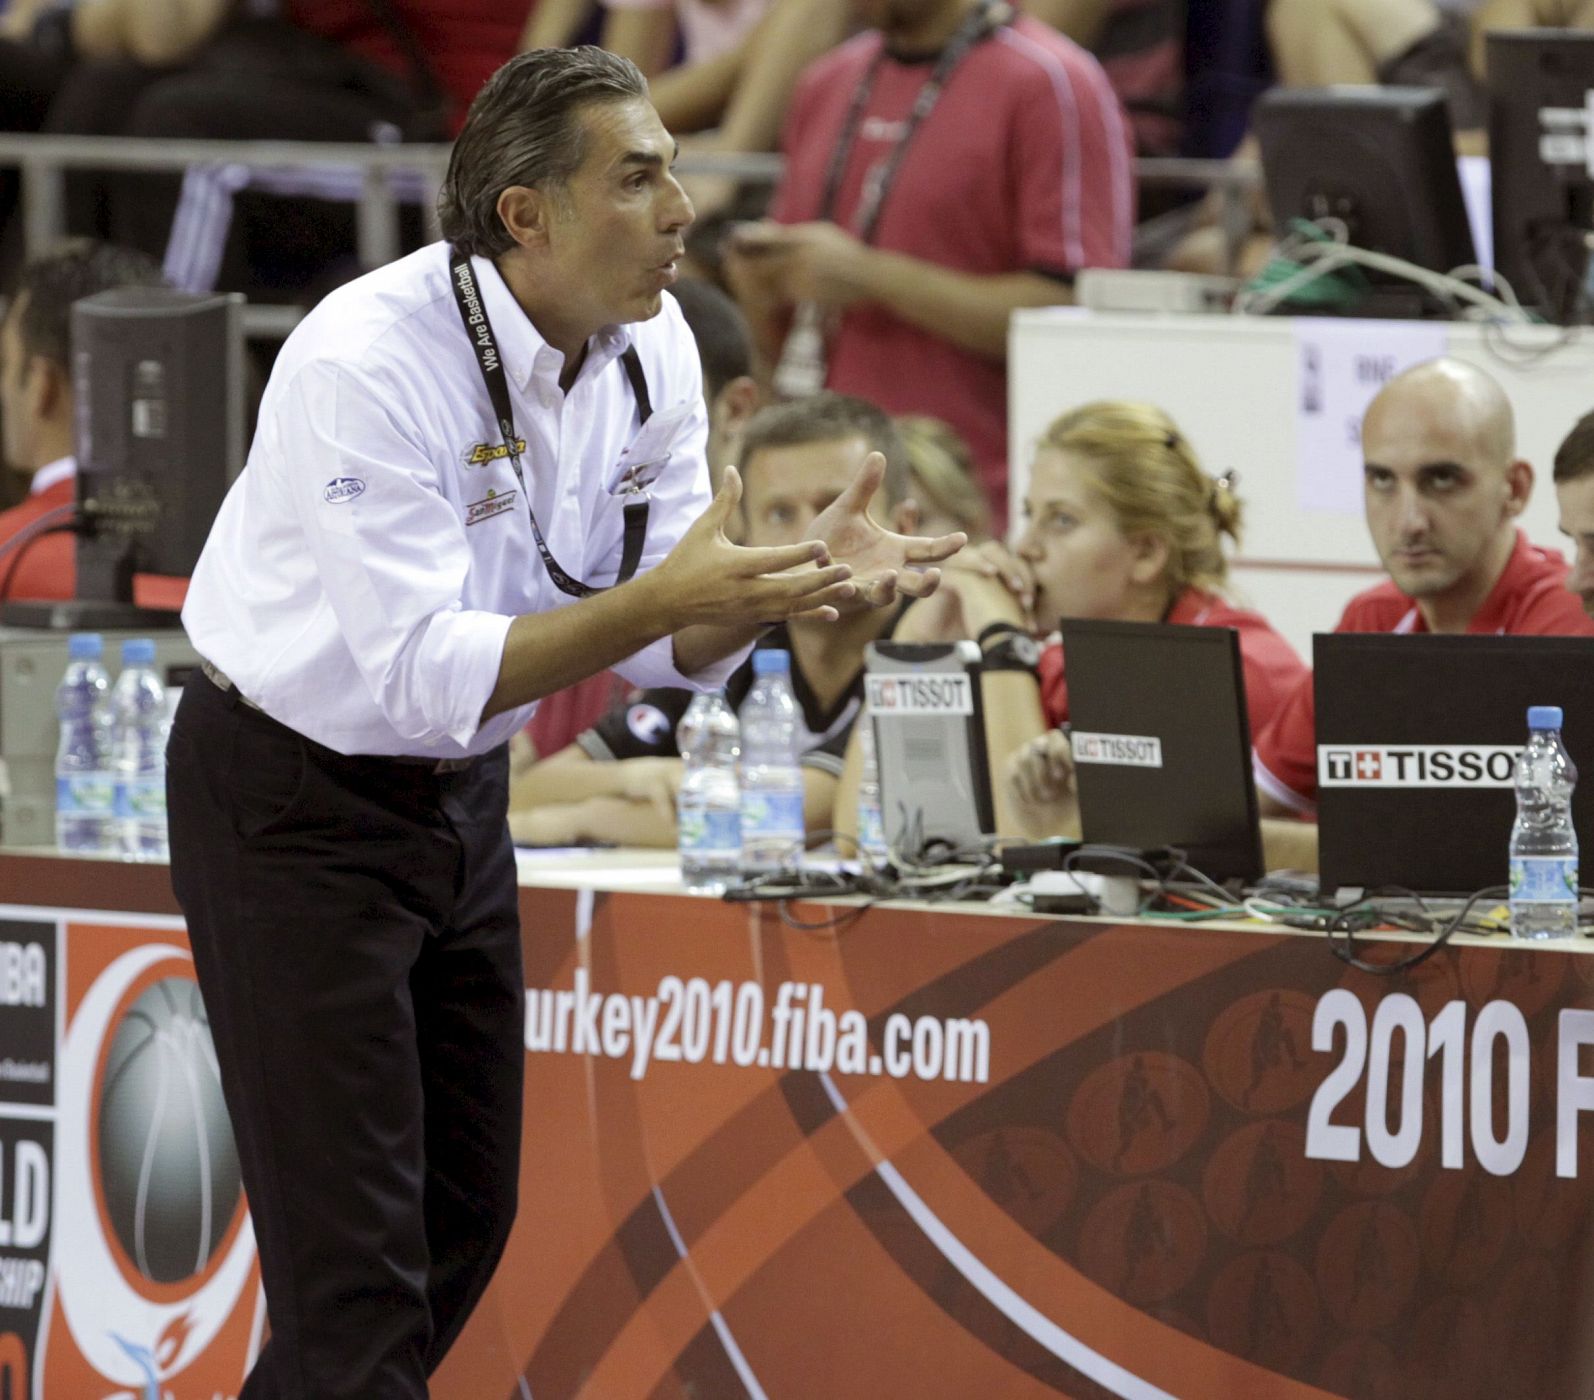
[0,133,1256,337]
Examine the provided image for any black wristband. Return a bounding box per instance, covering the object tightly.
[980,632,1041,674]
[977,620,1026,650]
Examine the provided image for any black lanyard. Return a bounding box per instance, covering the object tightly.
[447,247,653,599]
[817,0,1012,242]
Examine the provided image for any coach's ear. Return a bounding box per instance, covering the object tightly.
[496,185,558,254]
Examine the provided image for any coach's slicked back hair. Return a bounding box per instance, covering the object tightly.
[437,47,648,259]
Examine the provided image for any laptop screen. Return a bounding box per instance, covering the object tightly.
[1315,633,1594,895]
[1061,619,1263,883]
[865,640,994,858]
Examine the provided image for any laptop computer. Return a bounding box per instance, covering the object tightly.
[1316,633,1594,896]
[1060,619,1263,884]
[865,640,994,858]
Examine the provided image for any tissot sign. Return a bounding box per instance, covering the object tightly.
[1317,743,1521,788]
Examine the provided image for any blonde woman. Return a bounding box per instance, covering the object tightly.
[867,400,1306,839]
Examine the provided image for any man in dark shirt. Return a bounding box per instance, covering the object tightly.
[512,392,913,845]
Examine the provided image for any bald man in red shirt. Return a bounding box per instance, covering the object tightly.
[1255,358,1594,870]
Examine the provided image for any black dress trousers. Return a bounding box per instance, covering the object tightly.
[166,673,524,1400]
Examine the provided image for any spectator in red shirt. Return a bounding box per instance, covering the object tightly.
[1254,358,1594,870]
[722,0,1134,522]
[875,400,1305,839]
[0,240,163,604]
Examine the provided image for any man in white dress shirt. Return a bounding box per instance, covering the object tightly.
[166,46,962,1400]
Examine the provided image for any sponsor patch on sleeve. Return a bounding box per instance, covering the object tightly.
[323,477,366,505]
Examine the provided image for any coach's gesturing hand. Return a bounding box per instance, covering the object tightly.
[803,451,967,609]
[651,465,863,628]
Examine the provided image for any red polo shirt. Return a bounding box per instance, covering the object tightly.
[770,17,1134,516]
[1037,587,1307,735]
[0,474,74,602]
[1253,532,1594,814]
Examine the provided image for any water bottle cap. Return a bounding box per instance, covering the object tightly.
[121,638,156,665]
[1528,705,1564,731]
[752,648,791,675]
[67,632,102,660]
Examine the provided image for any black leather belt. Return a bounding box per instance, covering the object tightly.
[199,657,476,774]
[200,657,263,711]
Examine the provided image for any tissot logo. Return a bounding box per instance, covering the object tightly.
[1071,732,1164,768]
[1317,743,1522,788]
[866,674,973,716]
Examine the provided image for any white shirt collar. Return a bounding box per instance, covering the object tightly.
[29,456,75,496]
[474,256,634,393]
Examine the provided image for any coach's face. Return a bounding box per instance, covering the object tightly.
[543,98,693,334]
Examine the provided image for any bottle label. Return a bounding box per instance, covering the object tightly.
[1510,856,1578,904]
[740,790,805,854]
[858,802,888,861]
[680,807,741,857]
[114,777,166,821]
[57,773,113,817]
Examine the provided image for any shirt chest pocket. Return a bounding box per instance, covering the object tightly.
[606,403,695,496]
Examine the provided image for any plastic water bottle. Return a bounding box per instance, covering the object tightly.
[677,692,741,894]
[54,633,113,853]
[739,650,805,874]
[1510,705,1579,940]
[108,639,169,861]
[856,703,889,870]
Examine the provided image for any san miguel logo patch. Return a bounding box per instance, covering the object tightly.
[466,489,517,526]
[464,438,526,467]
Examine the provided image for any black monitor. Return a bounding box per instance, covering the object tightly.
[2,286,245,628]
[1315,633,1594,896]
[1059,619,1263,884]
[1487,29,1594,324]
[1254,85,1476,301]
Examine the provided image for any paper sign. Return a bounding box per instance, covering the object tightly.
[1294,319,1449,515]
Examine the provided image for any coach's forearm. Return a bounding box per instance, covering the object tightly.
[482,575,674,723]
[672,620,769,679]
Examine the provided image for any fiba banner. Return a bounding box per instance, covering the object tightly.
[8,883,1594,1399]
[0,906,260,1400]
[434,889,1594,1400]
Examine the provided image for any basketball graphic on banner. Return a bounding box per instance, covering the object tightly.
[1315,1200,1419,1330]
[952,1128,1076,1237]
[1205,1250,1320,1373]
[1077,1180,1206,1305]
[1202,989,1318,1115]
[1202,1119,1322,1248]
[50,939,260,1397]
[1065,1052,1209,1176]
[97,977,242,1283]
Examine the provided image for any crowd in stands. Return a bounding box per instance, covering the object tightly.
[3,0,1594,875]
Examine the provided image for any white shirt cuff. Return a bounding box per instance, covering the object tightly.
[613,633,753,694]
